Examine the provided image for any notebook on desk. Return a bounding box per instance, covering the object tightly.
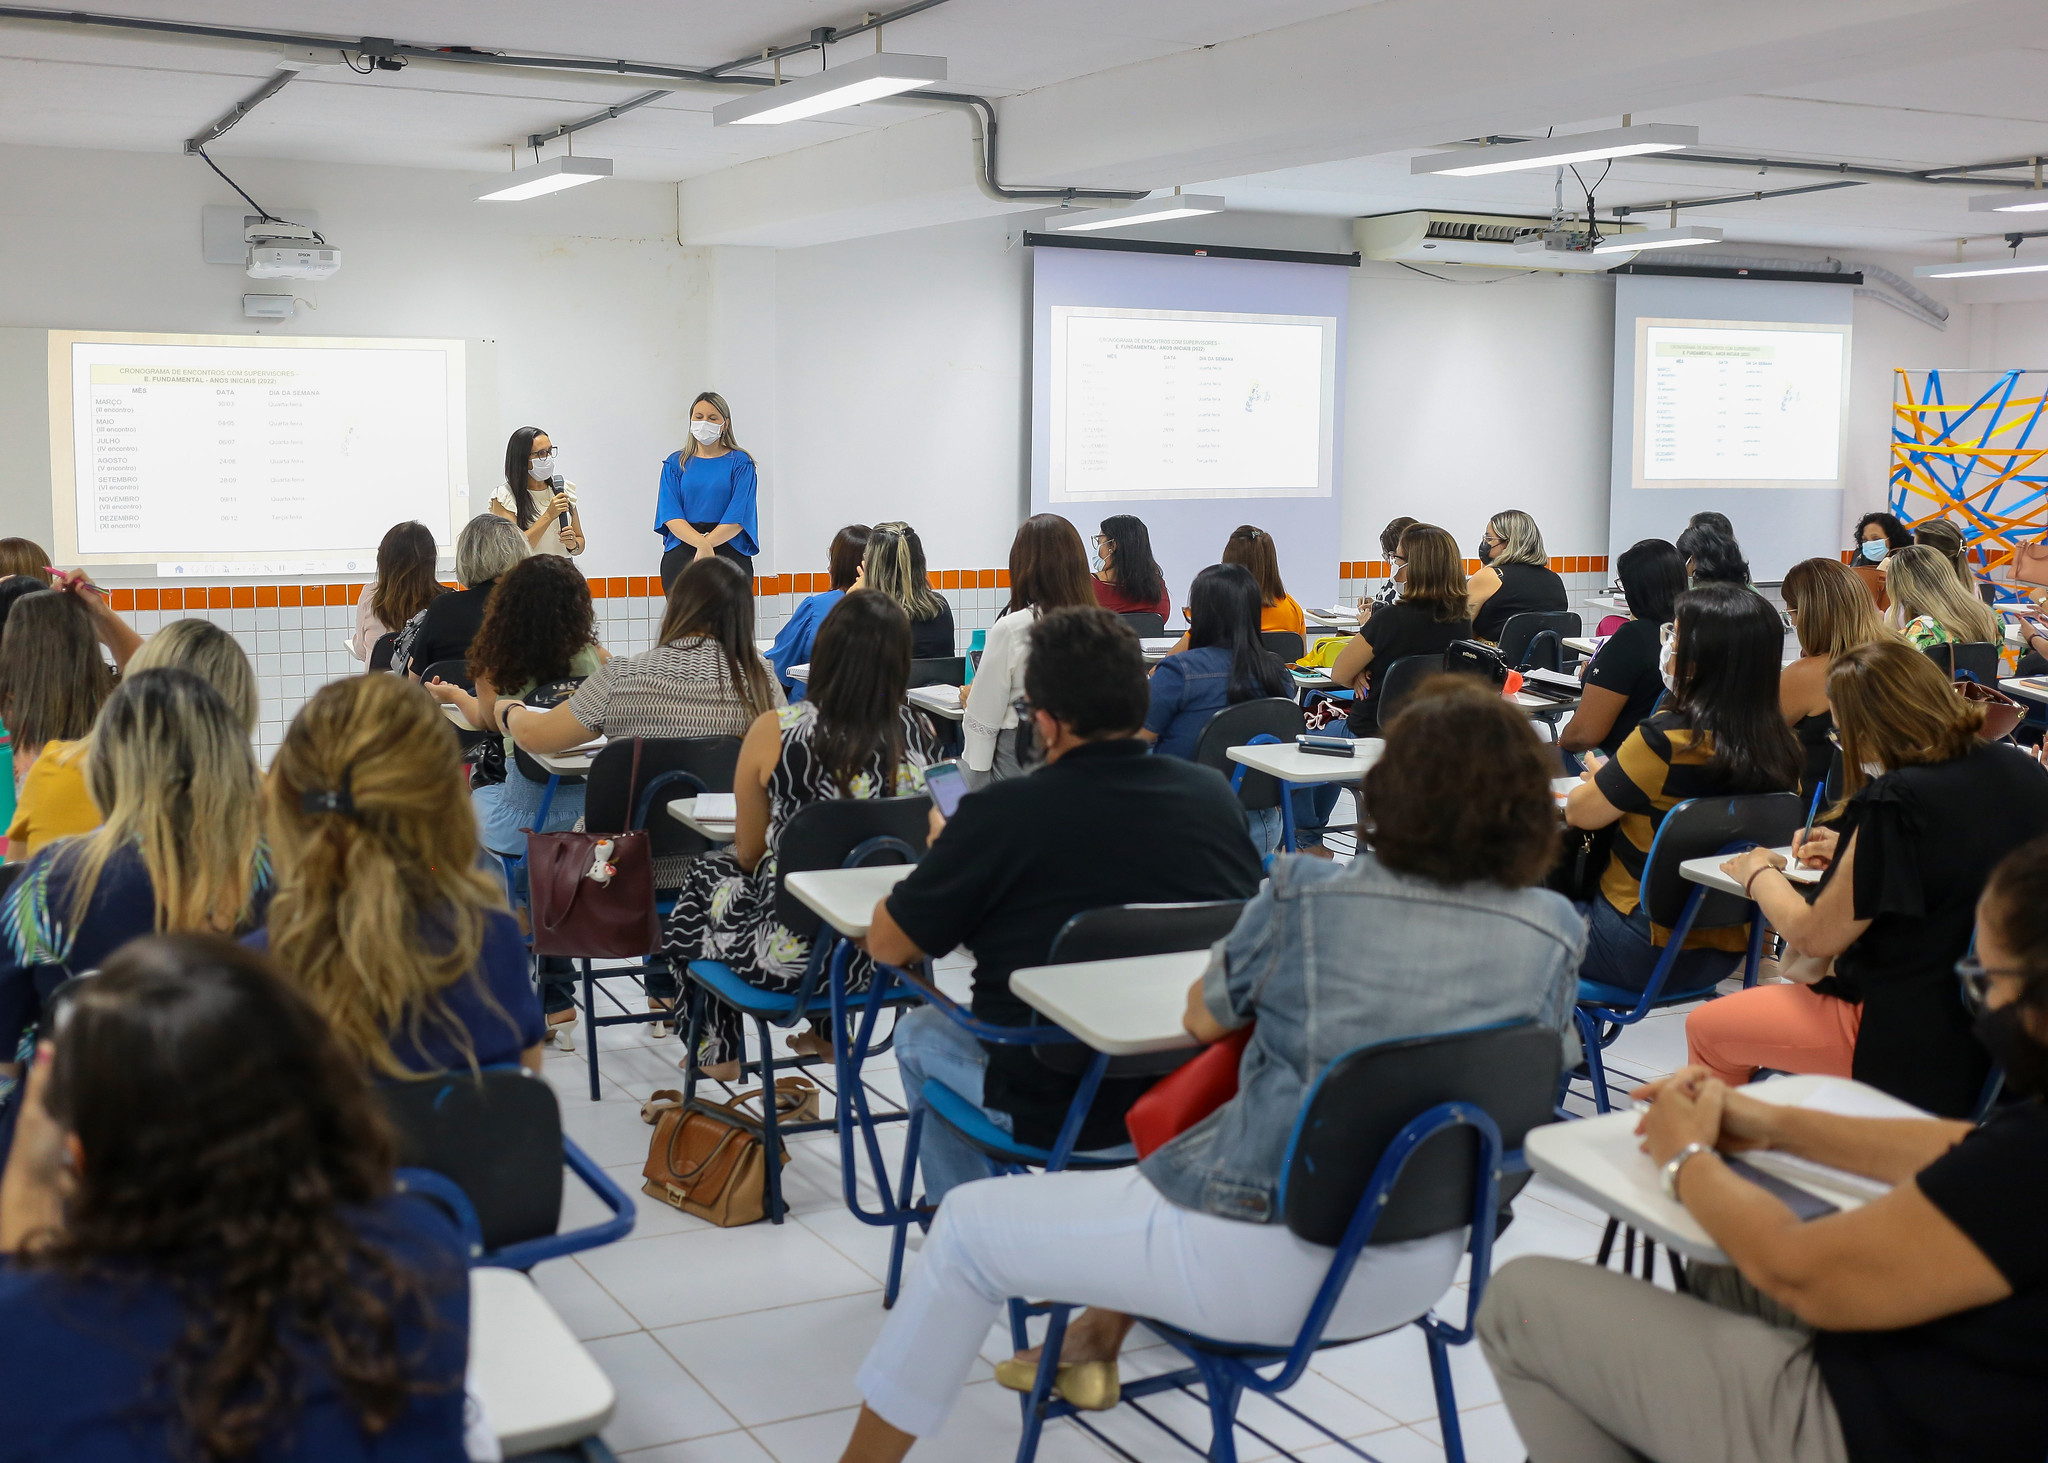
[689,792,737,822]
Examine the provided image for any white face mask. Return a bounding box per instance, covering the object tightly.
[529,452,557,480]
[1658,623,1680,696]
[689,419,723,446]
[1860,540,1888,563]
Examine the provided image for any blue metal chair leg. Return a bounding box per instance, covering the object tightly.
[1741,912,1768,989]
[1576,1007,1611,1115]
[1279,776,1299,853]
[756,1015,786,1225]
[1426,1324,1467,1463]
[1011,1302,1072,1463]
[882,1106,923,1308]
[581,958,600,1102]
[1199,1354,1244,1463]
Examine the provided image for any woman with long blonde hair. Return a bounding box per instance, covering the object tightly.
[859,520,955,659]
[656,388,760,592]
[1778,557,1894,802]
[1706,639,2048,1116]
[0,669,269,1134]
[1467,508,1568,642]
[259,673,543,1078]
[9,615,259,858]
[1887,543,2001,649]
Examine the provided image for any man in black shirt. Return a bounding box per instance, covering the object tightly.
[867,606,1264,1203]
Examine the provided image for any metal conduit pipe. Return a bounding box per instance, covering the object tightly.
[0,3,1148,209]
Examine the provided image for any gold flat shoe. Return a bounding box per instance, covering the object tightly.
[992,1357,1121,1411]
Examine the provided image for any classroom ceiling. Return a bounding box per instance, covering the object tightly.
[1,1,2046,261]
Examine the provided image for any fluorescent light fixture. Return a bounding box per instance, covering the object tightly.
[477,154,613,202]
[1411,124,1697,177]
[1050,193,1226,233]
[1969,191,2048,214]
[1913,256,2048,279]
[712,52,946,126]
[1591,224,1722,254]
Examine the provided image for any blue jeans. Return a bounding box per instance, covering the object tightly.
[893,1005,1135,1205]
[1577,895,1743,997]
[474,765,586,856]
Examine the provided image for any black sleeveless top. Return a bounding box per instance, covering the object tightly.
[1473,560,1569,642]
[1794,710,1836,805]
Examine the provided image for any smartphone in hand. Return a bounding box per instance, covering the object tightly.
[924,760,969,820]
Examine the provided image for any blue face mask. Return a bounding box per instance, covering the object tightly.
[1861,540,1888,563]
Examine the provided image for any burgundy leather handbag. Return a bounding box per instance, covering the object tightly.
[527,738,661,958]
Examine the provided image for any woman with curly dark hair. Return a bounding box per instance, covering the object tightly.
[0,934,468,1460]
[426,551,608,860]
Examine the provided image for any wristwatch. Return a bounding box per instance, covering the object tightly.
[1660,1141,1716,1201]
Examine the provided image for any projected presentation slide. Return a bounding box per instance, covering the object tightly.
[1634,319,1847,489]
[50,333,468,567]
[1048,306,1336,502]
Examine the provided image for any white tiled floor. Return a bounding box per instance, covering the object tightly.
[532,896,1706,1463]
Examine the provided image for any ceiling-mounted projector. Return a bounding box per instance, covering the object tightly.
[245,222,339,281]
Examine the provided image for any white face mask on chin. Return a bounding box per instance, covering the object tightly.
[689,419,723,446]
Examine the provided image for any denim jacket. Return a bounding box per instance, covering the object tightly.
[1140,854,1586,1224]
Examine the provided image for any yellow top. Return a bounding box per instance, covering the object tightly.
[1260,594,1307,641]
[7,739,100,856]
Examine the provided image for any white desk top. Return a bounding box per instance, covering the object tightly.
[526,742,602,775]
[2001,675,2048,706]
[468,1266,616,1456]
[665,797,737,843]
[1226,738,1382,784]
[1583,595,1630,613]
[441,702,481,733]
[908,683,966,721]
[785,864,915,938]
[1140,636,1181,663]
[1306,608,1362,628]
[1679,846,1824,898]
[1563,635,1605,656]
[787,662,810,683]
[1525,1075,1921,1264]
[1510,688,1581,714]
[1009,949,1209,1056]
[1289,667,1336,691]
[342,634,363,662]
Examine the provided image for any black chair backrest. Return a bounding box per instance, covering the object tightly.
[382,1068,563,1254]
[909,656,968,688]
[1038,901,1248,1079]
[1192,697,1306,811]
[1284,1021,1561,1247]
[1373,652,1445,728]
[512,677,589,786]
[583,735,745,869]
[1640,791,1804,931]
[368,631,398,672]
[1923,640,2000,685]
[1261,630,1306,663]
[1048,900,1247,964]
[1117,611,1167,638]
[419,658,474,693]
[773,795,932,940]
[1977,580,1998,607]
[1497,611,1582,673]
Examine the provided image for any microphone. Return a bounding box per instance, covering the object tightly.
[549,473,565,493]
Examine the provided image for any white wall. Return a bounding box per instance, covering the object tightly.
[0,143,710,581]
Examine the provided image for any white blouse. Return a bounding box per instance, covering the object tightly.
[492,479,580,558]
[961,606,1037,773]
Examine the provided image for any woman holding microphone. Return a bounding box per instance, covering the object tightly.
[656,391,759,593]
[491,427,585,558]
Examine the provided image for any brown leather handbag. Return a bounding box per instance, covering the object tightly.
[2005,538,2048,589]
[1957,677,2025,742]
[527,739,659,958]
[638,1080,820,1227]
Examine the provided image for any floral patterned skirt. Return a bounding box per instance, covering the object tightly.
[661,848,875,1066]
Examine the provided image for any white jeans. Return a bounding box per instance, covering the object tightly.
[857,1166,1466,1438]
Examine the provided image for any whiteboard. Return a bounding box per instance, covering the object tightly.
[47,330,470,571]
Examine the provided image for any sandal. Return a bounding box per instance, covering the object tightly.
[992,1358,1121,1411]
[640,1090,685,1125]
[546,1009,577,1051]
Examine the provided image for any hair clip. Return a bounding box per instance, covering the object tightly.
[301,788,356,817]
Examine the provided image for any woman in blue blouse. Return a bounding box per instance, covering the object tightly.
[657,390,761,592]
[767,524,870,700]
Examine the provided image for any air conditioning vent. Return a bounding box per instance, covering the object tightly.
[1358,210,1643,272]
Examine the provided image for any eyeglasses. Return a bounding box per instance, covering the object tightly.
[1956,953,2027,1013]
